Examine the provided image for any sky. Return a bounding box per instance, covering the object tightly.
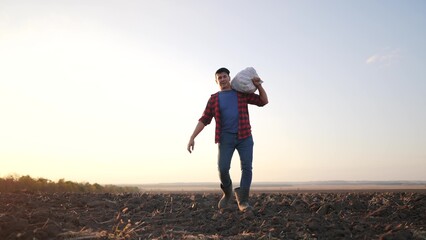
[1,0,425,184]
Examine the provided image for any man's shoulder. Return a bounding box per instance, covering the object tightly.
[206,92,219,104]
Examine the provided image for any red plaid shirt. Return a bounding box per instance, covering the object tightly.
[199,91,266,143]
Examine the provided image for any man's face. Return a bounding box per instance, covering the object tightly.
[215,72,231,90]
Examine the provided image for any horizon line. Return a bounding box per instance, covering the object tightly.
[131,180,426,186]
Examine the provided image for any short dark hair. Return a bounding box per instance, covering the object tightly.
[215,67,230,75]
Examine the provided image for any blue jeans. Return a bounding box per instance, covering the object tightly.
[218,132,254,189]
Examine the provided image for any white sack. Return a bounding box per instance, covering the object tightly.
[231,67,263,93]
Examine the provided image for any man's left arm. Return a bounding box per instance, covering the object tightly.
[253,77,268,105]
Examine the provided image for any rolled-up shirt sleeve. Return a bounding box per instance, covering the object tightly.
[198,96,215,126]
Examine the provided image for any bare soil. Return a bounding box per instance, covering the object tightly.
[1,191,425,239]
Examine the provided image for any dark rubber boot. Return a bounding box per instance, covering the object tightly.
[218,183,233,209]
[234,187,252,212]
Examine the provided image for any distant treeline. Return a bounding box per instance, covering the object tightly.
[0,175,140,193]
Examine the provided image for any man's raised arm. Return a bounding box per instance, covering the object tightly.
[253,77,268,105]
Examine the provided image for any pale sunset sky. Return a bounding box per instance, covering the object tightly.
[1,1,425,184]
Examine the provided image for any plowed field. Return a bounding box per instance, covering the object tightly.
[1,191,425,239]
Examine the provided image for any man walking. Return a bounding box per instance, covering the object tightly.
[187,67,268,211]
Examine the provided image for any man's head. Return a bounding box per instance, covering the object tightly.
[215,67,231,90]
[215,67,230,76]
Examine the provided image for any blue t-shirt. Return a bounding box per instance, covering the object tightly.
[219,89,239,133]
